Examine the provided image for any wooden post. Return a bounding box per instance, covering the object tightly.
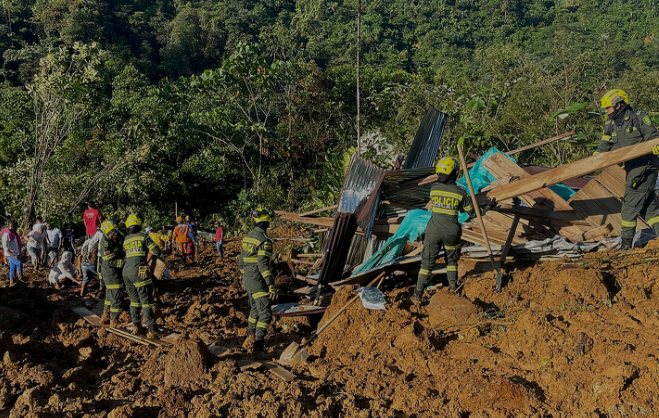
[457,145,505,291]
[500,214,520,266]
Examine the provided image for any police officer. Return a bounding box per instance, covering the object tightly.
[239,208,277,357]
[595,89,659,250]
[122,214,162,338]
[98,220,125,327]
[413,157,492,302]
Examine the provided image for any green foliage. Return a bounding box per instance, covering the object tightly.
[1,0,659,228]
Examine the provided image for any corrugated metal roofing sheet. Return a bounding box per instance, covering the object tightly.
[403,106,448,169]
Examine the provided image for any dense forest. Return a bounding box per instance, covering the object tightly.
[1,0,659,230]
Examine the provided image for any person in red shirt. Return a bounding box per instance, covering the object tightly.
[83,202,102,238]
[214,221,224,259]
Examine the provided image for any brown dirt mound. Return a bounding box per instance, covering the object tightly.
[164,334,211,388]
[427,290,481,329]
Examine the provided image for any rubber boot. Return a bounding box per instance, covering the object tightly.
[242,333,255,350]
[132,323,146,336]
[253,340,266,359]
[621,237,633,250]
[99,309,111,326]
[448,281,457,292]
[147,329,160,340]
[411,289,423,305]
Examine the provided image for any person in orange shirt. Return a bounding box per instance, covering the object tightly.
[172,216,194,264]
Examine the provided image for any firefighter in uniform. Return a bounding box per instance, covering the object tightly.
[413,157,491,302]
[99,220,125,327]
[239,208,278,356]
[122,214,163,338]
[595,89,659,250]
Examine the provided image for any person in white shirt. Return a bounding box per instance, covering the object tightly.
[48,251,79,289]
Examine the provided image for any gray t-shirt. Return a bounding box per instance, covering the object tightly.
[47,228,62,248]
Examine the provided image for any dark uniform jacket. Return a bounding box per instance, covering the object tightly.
[597,107,659,179]
[100,235,125,281]
[123,232,162,274]
[428,182,476,234]
[239,226,274,295]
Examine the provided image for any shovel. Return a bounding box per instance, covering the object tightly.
[279,271,386,366]
[457,145,505,291]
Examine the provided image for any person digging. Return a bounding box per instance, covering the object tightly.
[413,157,495,303]
[239,208,278,358]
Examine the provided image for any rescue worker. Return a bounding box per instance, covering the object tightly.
[413,157,494,302]
[172,216,194,263]
[239,208,278,357]
[595,89,659,250]
[122,214,162,338]
[99,220,125,327]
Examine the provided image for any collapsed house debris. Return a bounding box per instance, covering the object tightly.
[278,106,659,291]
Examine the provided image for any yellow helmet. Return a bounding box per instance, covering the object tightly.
[100,220,117,235]
[601,89,629,110]
[252,207,274,224]
[125,214,142,228]
[435,157,456,176]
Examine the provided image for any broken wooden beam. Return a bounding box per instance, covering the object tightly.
[484,136,659,201]
[299,205,337,217]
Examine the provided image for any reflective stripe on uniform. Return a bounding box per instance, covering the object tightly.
[432,207,459,215]
[256,321,269,329]
[243,257,258,263]
[126,251,146,258]
[102,254,115,260]
[253,291,269,299]
[261,270,272,278]
[134,279,152,287]
[430,190,463,200]
[248,317,258,324]
[621,219,637,228]
[243,237,262,246]
[648,216,659,226]
[124,237,143,245]
[131,302,141,307]
[104,300,111,306]
[445,245,459,250]
[258,250,272,257]
[110,308,122,313]
[147,243,157,251]
[106,283,124,289]
[447,265,458,272]
[601,135,612,142]
[240,269,245,274]
[419,268,430,276]
[463,204,474,212]
[141,303,153,308]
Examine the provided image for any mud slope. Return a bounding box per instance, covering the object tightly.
[1,236,659,417]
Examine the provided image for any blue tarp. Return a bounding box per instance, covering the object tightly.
[351,209,431,276]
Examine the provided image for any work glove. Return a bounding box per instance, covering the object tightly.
[268,285,278,301]
[653,145,659,155]
[487,197,498,209]
[138,265,149,280]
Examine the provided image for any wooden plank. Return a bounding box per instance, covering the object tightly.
[299,205,337,217]
[291,258,315,266]
[484,136,659,202]
[483,153,588,238]
[295,275,319,285]
[568,176,622,231]
[297,253,322,258]
[277,212,335,228]
[73,307,153,347]
[237,360,296,382]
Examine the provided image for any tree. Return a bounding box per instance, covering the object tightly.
[23,42,105,229]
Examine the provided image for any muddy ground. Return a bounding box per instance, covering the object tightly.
[1,227,659,417]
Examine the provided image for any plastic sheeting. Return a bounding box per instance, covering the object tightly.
[351,209,431,276]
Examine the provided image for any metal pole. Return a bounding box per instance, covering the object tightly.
[356,0,361,156]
